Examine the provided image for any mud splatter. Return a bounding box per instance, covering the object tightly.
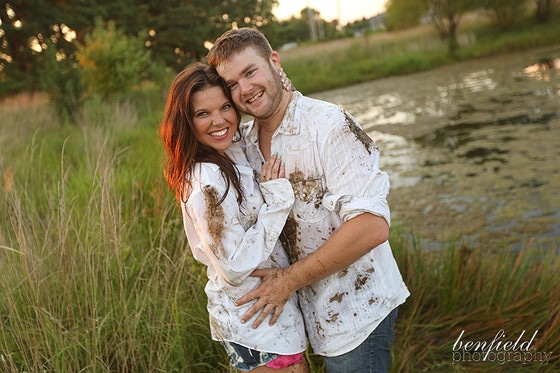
[336,267,349,278]
[314,319,325,337]
[345,112,376,155]
[329,292,345,303]
[203,185,225,257]
[326,312,339,323]
[280,216,301,263]
[288,169,325,209]
[354,273,369,291]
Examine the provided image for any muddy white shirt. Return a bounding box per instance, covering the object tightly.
[241,91,410,357]
[181,142,307,355]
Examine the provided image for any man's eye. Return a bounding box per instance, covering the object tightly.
[228,83,238,91]
[246,69,255,77]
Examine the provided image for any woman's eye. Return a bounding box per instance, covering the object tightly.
[196,111,208,118]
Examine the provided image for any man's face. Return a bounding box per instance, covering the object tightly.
[216,46,283,121]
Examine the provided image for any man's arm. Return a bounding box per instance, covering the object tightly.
[236,212,389,328]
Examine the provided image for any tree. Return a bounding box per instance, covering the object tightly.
[423,0,482,55]
[535,0,559,22]
[76,19,153,98]
[0,0,280,97]
[385,0,429,30]
[483,0,528,28]
[126,0,279,68]
[39,40,85,124]
[0,1,61,94]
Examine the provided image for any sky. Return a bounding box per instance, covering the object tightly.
[273,0,387,24]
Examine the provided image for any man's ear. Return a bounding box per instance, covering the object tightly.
[269,51,282,71]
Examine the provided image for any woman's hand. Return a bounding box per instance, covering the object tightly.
[261,154,284,182]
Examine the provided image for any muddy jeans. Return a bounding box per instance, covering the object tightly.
[323,307,398,373]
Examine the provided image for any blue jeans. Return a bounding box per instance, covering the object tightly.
[323,308,398,373]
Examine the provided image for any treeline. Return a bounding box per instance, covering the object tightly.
[0,0,558,122]
[385,0,559,53]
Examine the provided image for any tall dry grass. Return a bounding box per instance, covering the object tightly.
[0,95,230,372]
[1,73,559,372]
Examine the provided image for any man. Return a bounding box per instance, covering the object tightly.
[207,28,409,373]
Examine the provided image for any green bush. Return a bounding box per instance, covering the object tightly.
[77,18,154,98]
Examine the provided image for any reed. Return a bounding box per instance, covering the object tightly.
[390,224,560,372]
[0,96,229,372]
[1,57,559,372]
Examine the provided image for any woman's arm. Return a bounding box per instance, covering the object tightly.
[186,156,293,286]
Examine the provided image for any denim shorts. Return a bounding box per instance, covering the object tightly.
[220,341,279,371]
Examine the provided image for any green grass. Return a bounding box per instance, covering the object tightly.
[2,89,558,373]
[1,14,560,370]
[0,96,230,372]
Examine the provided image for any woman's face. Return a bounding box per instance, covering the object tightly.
[191,86,238,155]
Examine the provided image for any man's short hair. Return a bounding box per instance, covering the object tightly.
[207,28,273,67]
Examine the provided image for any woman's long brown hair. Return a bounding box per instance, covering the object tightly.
[160,62,243,205]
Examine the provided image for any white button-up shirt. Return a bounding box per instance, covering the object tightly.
[241,91,410,356]
[181,142,307,354]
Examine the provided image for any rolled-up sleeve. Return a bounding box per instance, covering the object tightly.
[320,112,391,225]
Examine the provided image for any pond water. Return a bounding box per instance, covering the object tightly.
[312,45,560,249]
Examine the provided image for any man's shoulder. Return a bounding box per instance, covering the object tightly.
[295,93,348,132]
[298,93,342,113]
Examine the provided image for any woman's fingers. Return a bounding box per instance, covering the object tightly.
[261,154,284,181]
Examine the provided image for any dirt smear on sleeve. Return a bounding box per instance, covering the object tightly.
[203,185,225,257]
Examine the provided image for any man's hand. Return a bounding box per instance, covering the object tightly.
[236,267,294,328]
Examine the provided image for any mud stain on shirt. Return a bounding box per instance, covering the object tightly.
[337,267,349,278]
[326,312,339,323]
[354,273,370,291]
[329,292,345,303]
[344,112,377,155]
[203,185,225,257]
[280,216,301,263]
[288,169,325,209]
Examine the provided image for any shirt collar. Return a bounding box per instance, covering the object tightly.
[246,91,302,143]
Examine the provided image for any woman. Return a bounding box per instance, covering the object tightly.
[159,62,308,372]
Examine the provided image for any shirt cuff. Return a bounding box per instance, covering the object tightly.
[322,193,391,226]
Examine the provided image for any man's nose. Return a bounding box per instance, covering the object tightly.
[238,78,251,93]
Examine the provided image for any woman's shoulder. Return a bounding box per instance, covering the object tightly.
[190,162,224,189]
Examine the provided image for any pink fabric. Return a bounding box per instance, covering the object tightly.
[265,353,304,369]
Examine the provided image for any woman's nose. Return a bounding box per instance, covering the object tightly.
[212,112,226,125]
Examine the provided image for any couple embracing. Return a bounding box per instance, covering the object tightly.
[160,27,409,373]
